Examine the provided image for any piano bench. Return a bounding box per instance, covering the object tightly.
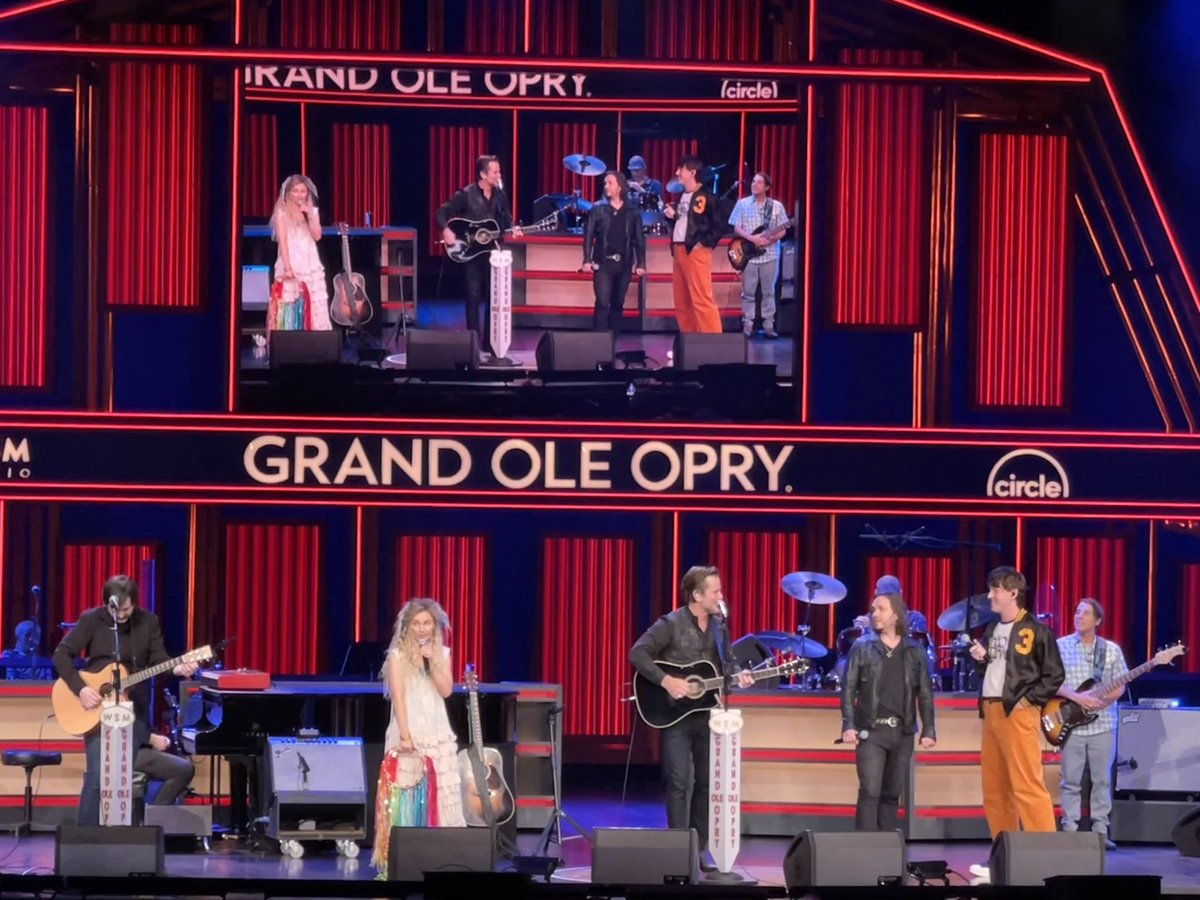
[2,750,62,836]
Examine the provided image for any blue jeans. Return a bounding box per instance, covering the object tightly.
[1059,729,1116,833]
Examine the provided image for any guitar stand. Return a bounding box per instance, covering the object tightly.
[532,706,591,862]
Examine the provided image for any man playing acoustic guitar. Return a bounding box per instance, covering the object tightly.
[1055,598,1127,850]
[52,575,199,825]
[629,565,753,872]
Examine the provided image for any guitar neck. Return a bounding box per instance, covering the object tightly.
[119,651,196,691]
[1095,658,1156,696]
[696,662,787,692]
[340,232,353,276]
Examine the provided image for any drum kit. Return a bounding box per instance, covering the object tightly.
[550,153,676,235]
[743,573,1015,693]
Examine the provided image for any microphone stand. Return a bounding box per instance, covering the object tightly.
[109,603,122,701]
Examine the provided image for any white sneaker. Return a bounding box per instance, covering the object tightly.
[968,863,990,884]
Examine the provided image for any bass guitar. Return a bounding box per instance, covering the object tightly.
[1040,641,1186,745]
[727,216,792,272]
[330,222,373,328]
[634,656,807,729]
[51,643,218,736]
[457,663,515,826]
[444,211,558,263]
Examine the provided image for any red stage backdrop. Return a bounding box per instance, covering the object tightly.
[642,139,698,201]
[539,123,600,202]
[754,124,800,223]
[541,537,634,736]
[280,0,404,51]
[332,123,391,229]
[831,49,927,328]
[61,543,158,627]
[224,523,322,674]
[1180,563,1200,674]
[105,24,203,309]
[865,555,954,662]
[393,534,489,680]
[0,104,49,388]
[1034,535,1131,653]
[466,0,520,54]
[243,113,279,219]
[974,132,1070,407]
[645,0,762,62]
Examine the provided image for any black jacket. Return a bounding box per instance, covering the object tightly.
[974,608,1065,716]
[52,606,171,742]
[840,634,936,740]
[435,182,513,232]
[582,200,646,268]
[675,186,723,252]
[629,606,720,686]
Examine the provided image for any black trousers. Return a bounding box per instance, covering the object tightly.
[854,725,913,831]
[592,259,633,333]
[463,254,491,351]
[661,712,710,850]
[135,748,195,805]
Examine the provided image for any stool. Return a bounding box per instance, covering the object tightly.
[2,749,62,836]
[132,770,149,825]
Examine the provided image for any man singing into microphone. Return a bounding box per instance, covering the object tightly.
[52,575,199,825]
[629,565,753,871]
[841,586,936,831]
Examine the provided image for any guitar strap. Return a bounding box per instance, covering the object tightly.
[1092,637,1106,684]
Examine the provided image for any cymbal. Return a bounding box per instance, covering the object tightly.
[936,594,996,632]
[665,179,685,193]
[753,630,829,659]
[563,154,605,176]
[780,571,847,605]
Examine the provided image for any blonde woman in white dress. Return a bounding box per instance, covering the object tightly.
[269,174,331,332]
[371,599,465,871]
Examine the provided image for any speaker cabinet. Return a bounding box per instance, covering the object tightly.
[406,330,479,371]
[672,333,747,371]
[144,804,213,836]
[989,831,1105,885]
[55,825,165,876]
[268,330,341,367]
[783,830,905,888]
[1171,805,1200,857]
[535,331,614,372]
[591,827,698,885]
[387,826,495,881]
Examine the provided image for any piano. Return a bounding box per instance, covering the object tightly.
[182,678,518,839]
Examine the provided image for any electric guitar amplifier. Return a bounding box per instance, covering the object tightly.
[1116,707,1200,792]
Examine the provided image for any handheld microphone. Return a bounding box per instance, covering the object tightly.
[420,638,432,673]
[716,600,729,619]
[31,585,40,595]
[498,177,505,192]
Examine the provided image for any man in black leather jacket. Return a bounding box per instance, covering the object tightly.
[629,565,753,870]
[840,589,936,831]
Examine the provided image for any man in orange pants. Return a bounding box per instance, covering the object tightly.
[967,566,1065,884]
[663,156,723,333]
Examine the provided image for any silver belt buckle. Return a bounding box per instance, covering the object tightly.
[606,253,622,262]
[875,716,899,727]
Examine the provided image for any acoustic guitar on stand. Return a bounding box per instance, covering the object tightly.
[330,222,373,328]
[457,663,515,826]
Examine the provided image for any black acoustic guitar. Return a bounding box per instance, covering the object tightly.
[633,657,807,729]
[444,211,558,263]
[1040,642,1185,745]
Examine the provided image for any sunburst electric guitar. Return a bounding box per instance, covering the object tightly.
[1040,642,1186,745]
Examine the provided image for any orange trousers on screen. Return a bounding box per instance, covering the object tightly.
[980,699,1057,836]
[672,244,722,333]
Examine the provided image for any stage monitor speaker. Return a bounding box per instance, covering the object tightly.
[672,333,747,371]
[591,827,698,885]
[269,330,341,367]
[1171,805,1200,856]
[55,824,165,876]
[535,331,614,372]
[782,829,905,887]
[406,330,479,371]
[387,825,495,881]
[989,830,1105,885]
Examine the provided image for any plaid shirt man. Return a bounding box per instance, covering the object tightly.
[728,196,788,265]
[1056,632,1128,736]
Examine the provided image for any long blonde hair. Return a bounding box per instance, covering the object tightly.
[271,173,318,240]
[382,598,451,688]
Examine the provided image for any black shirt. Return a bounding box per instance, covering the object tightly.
[876,643,906,721]
[582,200,646,268]
[629,606,719,686]
[435,182,513,233]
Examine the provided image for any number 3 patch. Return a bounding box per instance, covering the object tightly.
[1014,627,1035,655]
[692,195,707,215]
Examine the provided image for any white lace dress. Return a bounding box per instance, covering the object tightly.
[372,647,465,868]
[272,212,331,331]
